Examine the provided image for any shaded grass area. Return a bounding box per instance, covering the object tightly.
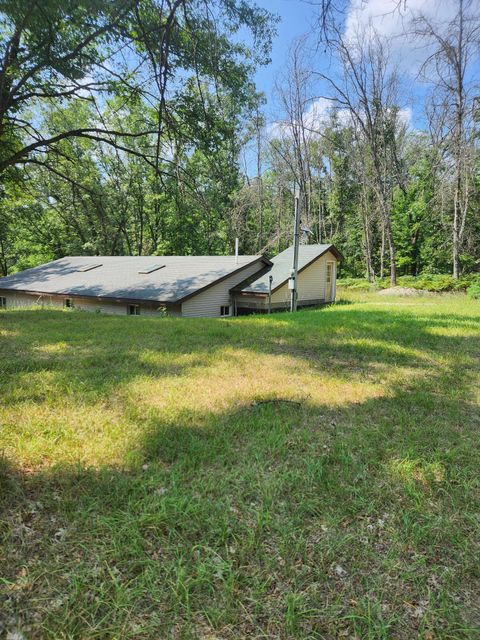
[0,291,479,639]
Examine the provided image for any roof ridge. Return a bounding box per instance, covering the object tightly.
[59,254,263,259]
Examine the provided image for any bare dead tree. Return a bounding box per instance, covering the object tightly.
[314,24,404,285]
[270,36,320,234]
[412,0,480,278]
[254,101,265,251]
[351,133,376,281]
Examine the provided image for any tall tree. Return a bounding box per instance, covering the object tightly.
[271,37,319,233]
[315,25,405,285]
[0,0,275,176]
[412,0,480,277]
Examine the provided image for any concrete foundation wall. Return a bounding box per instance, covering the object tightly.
[0,291,181,317]
[234,297,326,314]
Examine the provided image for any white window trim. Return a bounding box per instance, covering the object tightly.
[326,261,336,301]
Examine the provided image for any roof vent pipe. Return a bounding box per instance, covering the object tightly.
[235,237,239,264]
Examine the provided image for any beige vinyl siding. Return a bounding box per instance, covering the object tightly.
[270,283,290,308]
[181,260,266,318]
[271,250,337,307]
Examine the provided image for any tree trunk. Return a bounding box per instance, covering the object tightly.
[453,190,461,279]
[452,0,465,279]
[0,236,7,275]
[380,220,385,280]
[361,187,374,281]
[385,218,397,286]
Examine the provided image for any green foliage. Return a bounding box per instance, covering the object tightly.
[0,0,277,167]
[467,281,480,299]
[1,0,479,282]
[338,274,480,292]
[337,277,378,291]
[0,0,280,270]
[265,112,479,281]
[396,274,479,292]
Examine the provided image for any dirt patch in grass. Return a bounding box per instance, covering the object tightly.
[378,286,432,296]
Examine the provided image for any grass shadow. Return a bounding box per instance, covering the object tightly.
[1,295,479,638]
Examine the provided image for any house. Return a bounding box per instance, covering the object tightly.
[0,244,341,318]
[234,244,342,314]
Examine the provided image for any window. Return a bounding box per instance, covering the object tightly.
[326,261,335,302]
[64,298,74,308]
[0,296,6,309]
[220,305,230,317]
[128,304,140,316]
[326,263,333,284]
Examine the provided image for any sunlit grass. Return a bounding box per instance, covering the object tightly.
[0,290,479,638]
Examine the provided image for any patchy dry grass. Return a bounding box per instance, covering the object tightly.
[0,291,479,639]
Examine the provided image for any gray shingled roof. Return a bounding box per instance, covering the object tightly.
[0,255,267,304]
[238,244,339,294]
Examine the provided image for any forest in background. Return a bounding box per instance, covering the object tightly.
[0,0,479,284]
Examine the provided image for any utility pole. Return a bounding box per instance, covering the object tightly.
[290,188,301,312]
[318,184,323,244]
[268,274,273,313]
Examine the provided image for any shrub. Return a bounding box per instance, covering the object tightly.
[467,282,480,299]
[337,277,377,291]
[414,274,458,292]
[412,274,479,292]
[337,273,480,293]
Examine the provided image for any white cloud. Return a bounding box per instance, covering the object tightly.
[344,0,476,74]
[345,0,460,42]
[304,97,342,129]
[267,99,411,140]
[265,119,289,139]
[267,97,343,139]
[398,106,412,125]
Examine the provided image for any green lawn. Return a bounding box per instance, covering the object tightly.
[1,291,479,639]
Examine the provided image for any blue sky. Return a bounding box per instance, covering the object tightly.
[245,0,479,135]
[248,0,418,129]
[253,0,317,105]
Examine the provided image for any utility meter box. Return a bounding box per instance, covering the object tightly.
[288,277,295,290]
